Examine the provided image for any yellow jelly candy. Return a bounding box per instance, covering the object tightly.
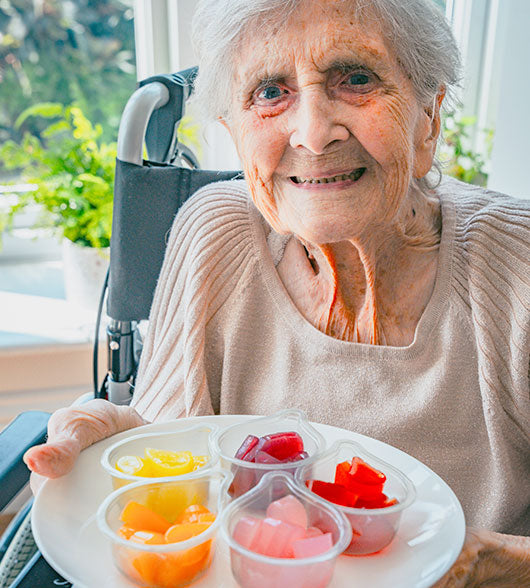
[144,449,194,477]
[192,455,209,470]
[116,455,152,477]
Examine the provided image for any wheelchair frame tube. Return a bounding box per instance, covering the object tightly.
[106,319,135,405]
[117,82,169,165]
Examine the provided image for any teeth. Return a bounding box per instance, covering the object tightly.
[294,169,365,184]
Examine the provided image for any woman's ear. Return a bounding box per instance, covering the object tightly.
[413,87,446,179]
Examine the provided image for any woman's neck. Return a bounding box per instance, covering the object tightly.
[276,186,442,345]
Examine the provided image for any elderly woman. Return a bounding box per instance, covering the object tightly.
[25,0,529,584]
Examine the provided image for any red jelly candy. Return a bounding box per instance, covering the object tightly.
[235,435,260,460]
[306,480,358,507]
[254,451,281,464]
[349,457,386,485]
[259,432,304,461]
[335,461,353,488]
[335,460,385,500]
[284,451,309,462]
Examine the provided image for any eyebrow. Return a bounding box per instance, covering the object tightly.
[239,44,390,97]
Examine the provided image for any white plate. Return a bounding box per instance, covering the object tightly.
[32,415,465,588]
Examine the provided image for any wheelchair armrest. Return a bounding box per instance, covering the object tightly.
[0,411,50,510]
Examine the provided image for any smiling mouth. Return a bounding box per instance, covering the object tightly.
[290,167,366,184]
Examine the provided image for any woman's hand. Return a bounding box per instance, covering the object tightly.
[23,399,148,493]
[432,528,530,587]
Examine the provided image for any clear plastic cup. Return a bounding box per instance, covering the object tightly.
[220,471,351,588]
[101,424,219,489]
[97,469,232,588]
[211,409,326,498]
[295,440,416,555]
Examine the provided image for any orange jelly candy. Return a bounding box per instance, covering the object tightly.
[120,500,171,534]
[120,502,216,588]
[129,530,166,545]
[164,521,213,543]
[176,504,210,524]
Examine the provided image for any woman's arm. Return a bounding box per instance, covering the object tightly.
[23,399,147,491]
[433,528,530,587]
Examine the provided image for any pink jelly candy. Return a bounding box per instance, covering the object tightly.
[255,451,281,464]
[284,451,309,462]
[259,432,304,461]
[233,516,263,551]
[292,532,333,559]
[235,435,260,460]
[304,526,324,539]
[255,518,307,558]
[266,495,308,529]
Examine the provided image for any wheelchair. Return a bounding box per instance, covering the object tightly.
[0,67,240,587]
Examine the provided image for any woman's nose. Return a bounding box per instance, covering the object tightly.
[289,90,350,154]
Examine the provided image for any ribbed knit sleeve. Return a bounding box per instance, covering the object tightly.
[449,180,530,438]
[131,180,256,422]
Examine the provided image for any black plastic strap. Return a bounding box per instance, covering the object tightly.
[0,411,50,510]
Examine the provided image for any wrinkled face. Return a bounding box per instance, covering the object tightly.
[225,2,438,243]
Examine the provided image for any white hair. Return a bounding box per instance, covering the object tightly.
[192,0,461,119]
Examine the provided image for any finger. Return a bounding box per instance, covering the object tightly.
[24,400,147,479]
[24,436,80,478]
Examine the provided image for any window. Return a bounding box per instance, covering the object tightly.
[0,2,136,422]
[0,0,137,262]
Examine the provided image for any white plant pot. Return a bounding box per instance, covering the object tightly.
[62,239,110,313]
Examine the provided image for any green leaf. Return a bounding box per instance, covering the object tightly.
[77,173,107,186]
[42,120,71,138]
[15,103,64,129]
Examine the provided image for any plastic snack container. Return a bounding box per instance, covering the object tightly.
[97,469,231,588]
[296,439,416,555]
[101,424,218,489]
[211,409,326,498]
[220,470,352,588]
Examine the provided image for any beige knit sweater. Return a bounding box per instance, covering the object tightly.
[132,176,530,535]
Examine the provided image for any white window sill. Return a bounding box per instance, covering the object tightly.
[0,259,107,428]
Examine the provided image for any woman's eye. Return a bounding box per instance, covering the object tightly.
[257,85,285,101]
[344,72,371,86]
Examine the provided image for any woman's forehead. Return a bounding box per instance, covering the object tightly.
[234,6,395,84]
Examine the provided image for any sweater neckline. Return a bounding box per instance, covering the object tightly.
[248,184,457,360]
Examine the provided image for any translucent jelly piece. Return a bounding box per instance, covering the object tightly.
[259,432,304,461]
[144,448,194,477]
[164,522,213,543]
[292,533,333,559]
[176,504,211,524]
[306,480,358,508]
[304,526,324,539]
[230,465,256,497]
[235,435,260,460]
[129,530,166,545]
[284,450,309,462]
[115,455,152,477]
[233,516,263,551]
[255,518,306,558]
[255,451,281,464]
[266,495,308,529]
[120,501,171,534]
[349,456,386,485]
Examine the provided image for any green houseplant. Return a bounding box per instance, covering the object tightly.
[0,101,200,310]
[0,102,115,310]
[0,102,115,248]
[439,110,494,187]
